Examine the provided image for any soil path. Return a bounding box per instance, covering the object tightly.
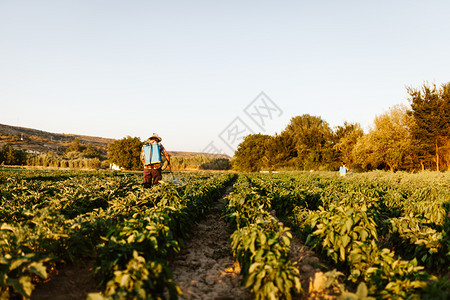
[271,209,339,299]
[168,185,250,300]
[31,259,99,300]
[289,235,339,300]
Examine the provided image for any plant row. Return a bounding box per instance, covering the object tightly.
[225,175,301,300]
[1,173,142,299]
[89,173,235,299]
[250,173,450,299]
[0,170,231,299]
[251,173,450,271]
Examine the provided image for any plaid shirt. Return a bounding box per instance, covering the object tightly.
[140,142,170,169]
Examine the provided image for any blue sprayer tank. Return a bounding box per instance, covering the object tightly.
[143,143,162,164]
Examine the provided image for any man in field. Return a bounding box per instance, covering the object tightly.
[140,133,170,188]
[339,163,347,176]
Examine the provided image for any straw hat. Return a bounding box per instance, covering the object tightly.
[149,133,162,142]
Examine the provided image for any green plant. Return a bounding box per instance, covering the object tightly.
[89,251,180,300]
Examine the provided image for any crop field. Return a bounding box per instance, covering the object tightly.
[0,168,449,299]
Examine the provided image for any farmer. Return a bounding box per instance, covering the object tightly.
[140,133,170,188]
[339,163,347,176]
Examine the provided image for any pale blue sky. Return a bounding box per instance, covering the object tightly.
[1,1,449,155]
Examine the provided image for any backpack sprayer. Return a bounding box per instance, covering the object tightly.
[143,135,185,186]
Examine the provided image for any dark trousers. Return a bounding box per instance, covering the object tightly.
[143,168,162,188]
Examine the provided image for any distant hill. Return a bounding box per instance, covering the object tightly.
[0,123,114,155]
[0,123,230,159]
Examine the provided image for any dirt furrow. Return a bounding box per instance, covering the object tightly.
[169,186,250,300]
[31,259,99,300]
[272,210,340,299]
[289,235,341,299]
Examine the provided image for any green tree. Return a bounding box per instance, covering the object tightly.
[108,136,143,170]
[82,147,100,158]
[66,137,84,153]
[233,134,270,172]
[353,105,414,172]
[407,82,450,171]
[3,145,16,165]
[0,147,4,165]
[284,114,334,169]
[264,131,297,169]
[200,158,231,170]
[1,144,27,165]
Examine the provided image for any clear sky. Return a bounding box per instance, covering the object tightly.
[1,1,449,155]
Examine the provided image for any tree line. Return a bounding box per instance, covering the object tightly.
[2,134,231,171]
[24,138,107,169]
[0,144,27,165]
[233,82,450,172]
[107,136,231,171]
[2,82,447,172]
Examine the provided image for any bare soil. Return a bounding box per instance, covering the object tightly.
[31,259,100,300]
[289,236,340,299]
[168,186,250,299]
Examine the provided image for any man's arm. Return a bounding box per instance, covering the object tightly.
[160,144,170,164]
[140,147,145,164]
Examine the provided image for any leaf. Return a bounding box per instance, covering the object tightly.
[250,233,256,253]
[356,282,369,297]
[342,235,351,248]
[20,276,34,297]
[359,229,368,241]
[345,219,353,232]
[340,246,346,261]
[10,259,28,271]
[87,293,108,300]
[305,234,311,245]
[253,249,264,260]
[8,276,33,297]
[245,272,257,288]
[411,280,427,289]
[259,232,267,245]
[329,231,335,244]
[0,224,16,232]
[249,262,262,273]
[341,292,358,300]
[28,262,48,279]
[120,274,130,287]
[275,276,284,290]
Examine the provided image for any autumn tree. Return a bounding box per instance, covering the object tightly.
[108,136,143,170]
[334,122,364,168]
[353,105,414,171]
[407,82,450,171]
[351,134,374,171]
